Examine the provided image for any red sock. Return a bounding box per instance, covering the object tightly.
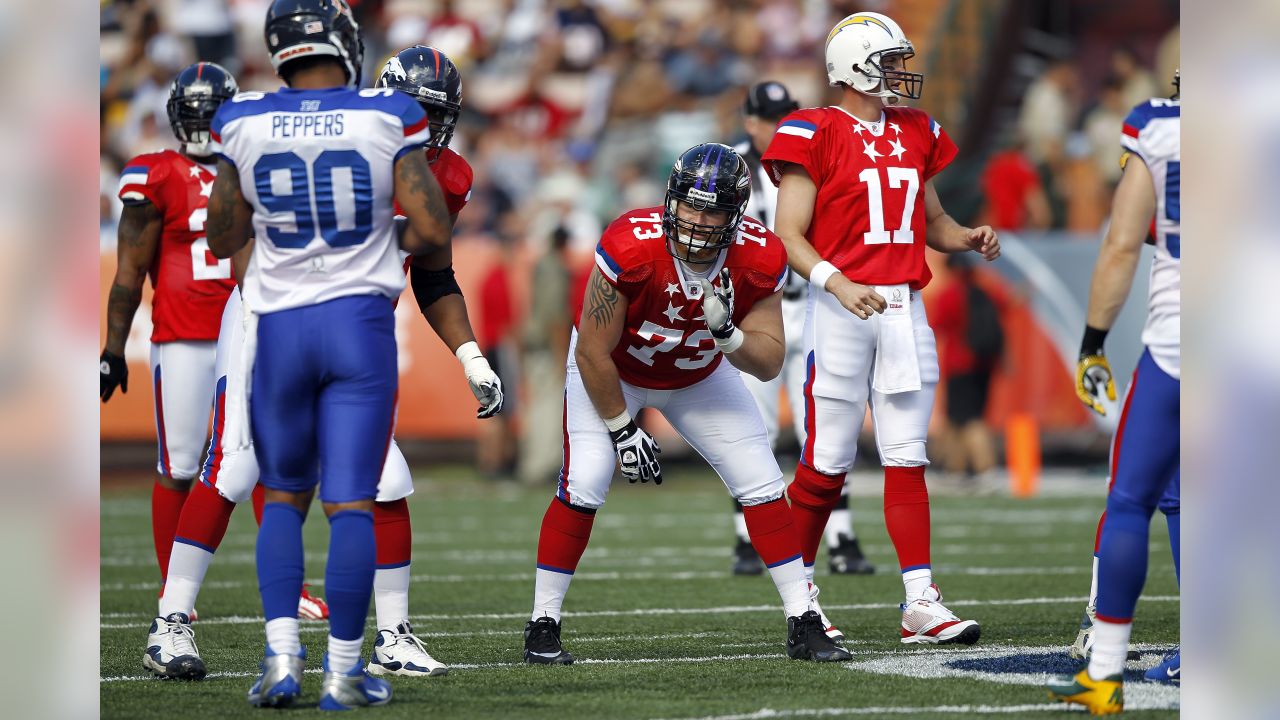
[883,466,931,570]
[742,498,802,567]
[536,497,595,572]
[1094,511,1106,554]
[374,499,413,568]
[251,484,265,526]
[173,481,236,551]
[787,463,846,565]
[151,481,190,583]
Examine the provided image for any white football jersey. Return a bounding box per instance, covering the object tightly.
[1121,98,1180,378]
[212,87,432,314]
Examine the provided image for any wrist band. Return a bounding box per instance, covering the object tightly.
[809,260,839,290]
[714,327,745,354]
[603,410,632,433]
[455,340,483,364]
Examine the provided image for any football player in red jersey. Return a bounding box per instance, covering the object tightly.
[763,12,1000,646]
[522,143,851,665]
[143,46,499,681]
[102,63,238,664]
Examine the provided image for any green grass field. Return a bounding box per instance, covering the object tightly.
[101,465,1179,718]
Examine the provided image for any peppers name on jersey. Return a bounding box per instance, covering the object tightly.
[116,149,236,342]
[762,105,957,290]
[585,207,788,391]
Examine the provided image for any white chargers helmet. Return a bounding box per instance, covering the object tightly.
[824,12,923,103]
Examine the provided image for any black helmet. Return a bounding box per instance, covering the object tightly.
[662,143,751,262]
[265,0,364,88]
[376,46,463,162]
[166,62,238,155]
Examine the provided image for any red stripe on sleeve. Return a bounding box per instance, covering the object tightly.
[404,116,429,137]
[1121,124,1140,138]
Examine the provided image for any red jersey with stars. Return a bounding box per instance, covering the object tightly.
[116,149,235,343]
[762,105,957,289]
[584,207,789,391]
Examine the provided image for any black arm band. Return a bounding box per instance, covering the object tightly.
[410,263,463,312]
[1080,325,1109,357]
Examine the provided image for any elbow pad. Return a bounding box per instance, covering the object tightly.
[410,264,463,312]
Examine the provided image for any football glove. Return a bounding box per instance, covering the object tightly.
[609,420,662,485]
[100,349,128,402]
[698,268,743,352]
[1075,326,1115,417]
[456,341,504,419]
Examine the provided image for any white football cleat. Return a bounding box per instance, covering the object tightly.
[899,584,980,645]
[368,622,449,677]
[142,612,206,680]
[808,582,844,642]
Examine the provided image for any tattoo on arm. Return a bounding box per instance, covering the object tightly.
[105,283,143,355]
[586,272,619,329]
[397,151,450,230]
[107,202,160,354]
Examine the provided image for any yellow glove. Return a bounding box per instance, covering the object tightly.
[1076,354,1117,417]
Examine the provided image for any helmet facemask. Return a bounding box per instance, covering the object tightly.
[662,193,741,264]
[858,48,923,103]
[167,71,236,158]
[419,99,460,163]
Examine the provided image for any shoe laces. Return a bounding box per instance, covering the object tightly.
[527,618,560,649]
[391,623,431,657]
[163,615,199,657]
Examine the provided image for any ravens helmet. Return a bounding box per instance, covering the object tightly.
[166,62,238,158]
[376,46,463,162]
[265,0,364,88]
[662,143,751,263]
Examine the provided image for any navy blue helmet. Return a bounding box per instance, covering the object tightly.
[265,0,364,88]
[376,46,463,162]
[166,62,238,155]
[662,143,751,262]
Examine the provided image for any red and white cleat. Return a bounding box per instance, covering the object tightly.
[900,584,980,645]
[298,584,330,620]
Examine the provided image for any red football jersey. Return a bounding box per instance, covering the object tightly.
[393,146,473,219]
[582,207,789,390]
[116,150,235,343]
[762,106,957,289]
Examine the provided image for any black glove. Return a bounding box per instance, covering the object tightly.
[609,420,663,485]
[100,349,129,402]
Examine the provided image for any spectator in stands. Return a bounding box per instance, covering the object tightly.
[1083,76,1128,189]
[1110,47,1156,112]
[552,0,612,73]
[980,135,1051,231]
[930,254,1010,487]
[1017,61,1078,167]
[477,231,520,480]
[518,226,575,486]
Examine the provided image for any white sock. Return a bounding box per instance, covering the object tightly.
[373,565,411,630]
[1088,555,1100,608]
[328,635,364,673]
[265,617,301,656]
[766,556,811,618]
[158,543,214,618]
[531,567,574,623]
[824,508,853,548]
[1088,618,1131,678]
[803,562,815,588]
[733,510,750,543]
[902,568,933,602]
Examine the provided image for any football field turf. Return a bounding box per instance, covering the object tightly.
[101,465,1179,718]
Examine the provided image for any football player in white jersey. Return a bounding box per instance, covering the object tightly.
[731,81,874,577]
[205,0,451,710]
[1048,72,1181,714]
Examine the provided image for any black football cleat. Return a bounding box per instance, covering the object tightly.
[732,538,765,576]
[828,534,876,575]
[787,610,852,662]
[524,617,574,665]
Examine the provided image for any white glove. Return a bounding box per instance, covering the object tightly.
[698,267,743,353]
[606,415,662,485]
[455,341,504,419]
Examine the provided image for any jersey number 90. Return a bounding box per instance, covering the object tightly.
[253,149,374,249]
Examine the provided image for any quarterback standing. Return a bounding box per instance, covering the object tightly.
[523,143,850,665]
[1048,77,1182,714]
[763,12,998,645]
[102,61,237,628]
[206,0,451,709]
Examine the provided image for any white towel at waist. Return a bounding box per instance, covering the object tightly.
[871,284,921,395]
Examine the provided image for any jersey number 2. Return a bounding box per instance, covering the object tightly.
[253,150,374,249]
[188,208,232,280]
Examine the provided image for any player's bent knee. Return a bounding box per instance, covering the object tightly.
[158,474,195,491]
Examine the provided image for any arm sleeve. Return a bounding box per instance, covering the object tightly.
[1120,103,1149,161]
[394,93,432,162]
[116,155,167,207]
[761,110,826,187]
[924,116,959,180]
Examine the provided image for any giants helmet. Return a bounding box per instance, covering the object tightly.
[824,12,923,102]
[265,0,364,88]
[662,143,750,263]
[376,46,463,162]
[166,62,238,157]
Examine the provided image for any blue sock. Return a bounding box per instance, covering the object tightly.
[326,509,376,642]
[1164,511,1180,586]
[1095,492,1154,621]
[257,503,306,622]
